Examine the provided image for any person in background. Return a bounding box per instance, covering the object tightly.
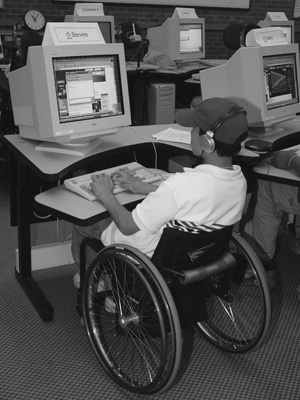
[6,30,42,74]
[243,149,300,291]
[240,23,260,47]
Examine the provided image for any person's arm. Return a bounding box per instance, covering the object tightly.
[90,173,157,235]
[111,170,158,195]
[271,150,300,176]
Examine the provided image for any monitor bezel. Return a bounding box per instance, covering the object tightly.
[9,43,131,143]
[250,45,300,128]
[199,44,300,131]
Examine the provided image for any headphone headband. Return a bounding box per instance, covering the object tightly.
[208,106,246,136]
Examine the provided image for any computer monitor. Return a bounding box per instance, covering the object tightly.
[257,20,295,44]
[200,44,300,137]
[8,43,131,155]
[64,15,115,43]
[147,18,205,63]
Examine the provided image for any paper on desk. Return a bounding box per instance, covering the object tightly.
[152,127,191,145]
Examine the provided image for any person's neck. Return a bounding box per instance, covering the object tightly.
[203,154,233,169]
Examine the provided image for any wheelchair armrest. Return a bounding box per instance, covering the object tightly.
[178,253,236,285]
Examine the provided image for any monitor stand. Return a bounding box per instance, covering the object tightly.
[35,138,102,157]
[248,125,284,139]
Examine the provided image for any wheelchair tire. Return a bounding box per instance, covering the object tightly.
[195,232,272,353]
[82,244,182,395]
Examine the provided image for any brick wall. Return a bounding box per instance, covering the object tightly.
[0,1,297,58]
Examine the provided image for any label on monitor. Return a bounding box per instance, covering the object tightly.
[264,12,288,21]
[246,27,287,46]
[74,3,104,16]
[42,22,105,46]
[172,7,198,19]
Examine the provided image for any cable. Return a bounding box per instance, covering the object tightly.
[33,185,52,220]
[129,125,158,168]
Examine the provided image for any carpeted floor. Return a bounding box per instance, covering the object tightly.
[1,173,300,400]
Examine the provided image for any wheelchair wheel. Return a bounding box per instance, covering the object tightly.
[195,232,272,353]
[82,244,182,395]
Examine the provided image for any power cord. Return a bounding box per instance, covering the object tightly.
[129,125,158,168]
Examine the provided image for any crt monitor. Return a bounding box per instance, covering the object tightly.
[200,44,300,137]
[8,43,131,154]
[147,18,205,63]
[257,20,295,44]
[64,15,115,43]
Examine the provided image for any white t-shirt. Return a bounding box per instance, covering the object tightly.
[101,164,247,257]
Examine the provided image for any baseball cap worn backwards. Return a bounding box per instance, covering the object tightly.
[175,97,248,144]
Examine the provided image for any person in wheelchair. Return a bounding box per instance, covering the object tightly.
[72,97,249,289]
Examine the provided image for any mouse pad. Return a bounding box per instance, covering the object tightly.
[245,139,273,153]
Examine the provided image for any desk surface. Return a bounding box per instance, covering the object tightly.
[4,124,191,180]
[253,158,300,186]
[35,173,164,226]
[129,59,227,76]
[4,123,256,180]
[244,118,300,146]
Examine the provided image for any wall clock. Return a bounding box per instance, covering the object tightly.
[24,10,46,31]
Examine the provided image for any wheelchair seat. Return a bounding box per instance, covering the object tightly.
[79,225,272,395]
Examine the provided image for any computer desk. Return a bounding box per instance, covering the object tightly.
[250,118,300,186]
[3,123,260,322]
[243,118,300,194]
[253,158,300,186]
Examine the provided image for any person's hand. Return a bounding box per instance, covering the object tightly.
[111,170,145,193]
[270,150,298,170]
[90,173,114,200]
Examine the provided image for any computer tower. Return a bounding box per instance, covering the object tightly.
[147,82,175,125]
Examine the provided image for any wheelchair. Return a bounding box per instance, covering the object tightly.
[78,224,272,395]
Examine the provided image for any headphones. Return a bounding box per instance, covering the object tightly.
[199,106,246,153]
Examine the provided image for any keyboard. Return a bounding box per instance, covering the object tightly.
[64,161,162,201]
[191,73,200,81]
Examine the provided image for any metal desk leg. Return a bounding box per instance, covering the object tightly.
[15,164,54,321]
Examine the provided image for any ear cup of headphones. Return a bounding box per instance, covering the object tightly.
[200,131,215,153]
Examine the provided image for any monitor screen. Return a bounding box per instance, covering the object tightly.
[64,15,115,43]
[258,20,294,44]
[264,53,298,110]
[179,23,204,56]
[200,44,300,136]
[8,43,131,154]
[53,54,124,124]
[147,18,205,63]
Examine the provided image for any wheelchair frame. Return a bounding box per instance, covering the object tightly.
[78,230,272,395]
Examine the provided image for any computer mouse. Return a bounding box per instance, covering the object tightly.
[245,139,273,153]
